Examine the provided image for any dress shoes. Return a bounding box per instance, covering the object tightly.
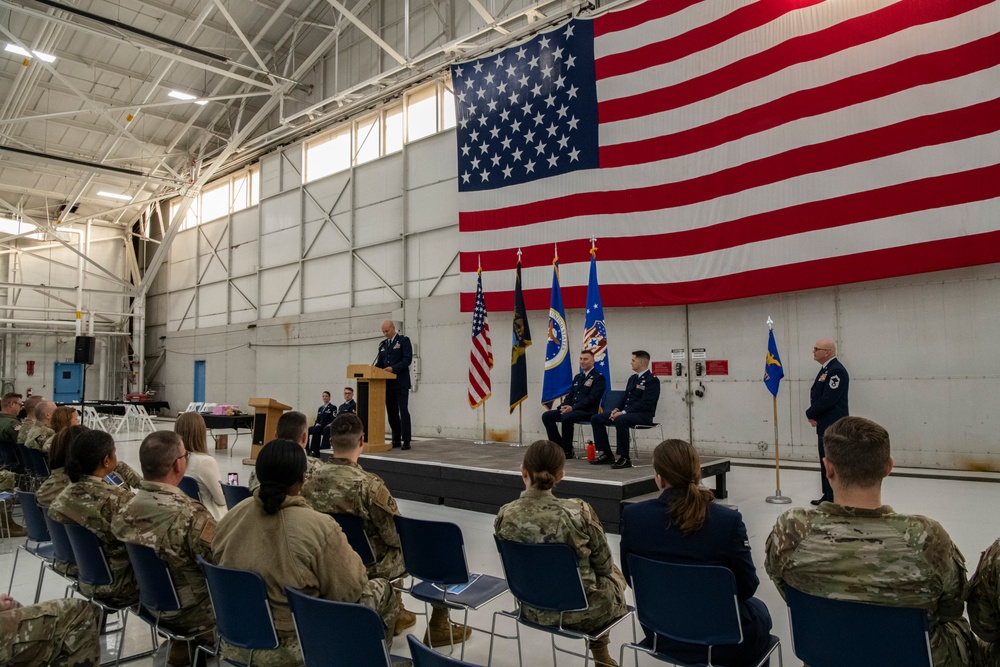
[401,442,411,450]
[392,442,401,448]
[611,456,633,470]
[564,449,575,460]
[589,452,614,465]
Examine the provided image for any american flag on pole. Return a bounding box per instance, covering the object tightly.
[468,265,494,409]
[456,0,1000,312]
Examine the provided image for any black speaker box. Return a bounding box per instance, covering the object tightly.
[74,336,96,365]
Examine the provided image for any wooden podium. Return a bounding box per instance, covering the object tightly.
[246,397,291,464]
[347,364,395,453]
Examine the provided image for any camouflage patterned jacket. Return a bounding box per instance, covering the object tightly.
[38,462,141,509]
[112,480,217,633]
[302,458,404,580]
[969,538,1000,660]
[0,412,20,444]
[0,597,100,666]
[48,474,138,606]
[765,503,980,667]
[494,488,627,633]
[247,454,324,493]
[24,424,53,453]
[15,417,35,446]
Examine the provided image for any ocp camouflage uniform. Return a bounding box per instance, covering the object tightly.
[0,469,15,492]
[15,417,35,446]
[112,480,217,634]
[765,503,984,667]
[48,474,138,607]
[0,597,100,666]
[114,461,142,489]
[302,458,405,580]
[25,424,53,453]
[494,489,627,633]
[969,538,1000,665]
[247,454,323,493]
[0,412,21,443]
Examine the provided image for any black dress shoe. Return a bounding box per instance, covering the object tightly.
[589,452,614,465]
[392,442,401,448]
[401,443,411,450]
[611,456,633,470]
[564,450,575,460]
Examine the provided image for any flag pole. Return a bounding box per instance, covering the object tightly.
[482,401,486,443]
[766,316,792,504]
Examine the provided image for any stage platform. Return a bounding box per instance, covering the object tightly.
[344,437,730,534]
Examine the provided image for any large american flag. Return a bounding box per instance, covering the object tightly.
[468,266,494,409]
[455,0,1000,311]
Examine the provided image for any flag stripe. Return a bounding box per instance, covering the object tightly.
[593,0,709,37]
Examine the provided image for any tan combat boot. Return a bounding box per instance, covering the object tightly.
[589,635,618,667]
[3,502,26,538]
[393,590,417,635]
[422,605,472,647]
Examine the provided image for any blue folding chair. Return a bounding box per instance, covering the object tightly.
[26,447,50,478]
[41,511,79,597]
[394,515,508,660]
[492,537,634,667]
[178,476,201,502]
[330,512,376,566]
[0,438,24,474]
[221,484,252,509]
[286,587,409,666]
[408,634,486,667]
[127,543,213,664]
[785,585,932,667]
[621,555,781,667]
[600,390,662,462]
[6,490,53,603]
[198,556,279,666]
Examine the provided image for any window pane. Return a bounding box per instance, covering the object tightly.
[385,106,403,154]
[441,83,456,131]
[250,168,260,206]
[306,130,351,182]
[407,86,437,143]
[201,182,230,222]
[231,175,248,212]
[355,115,381,165]
[170,198,199,231]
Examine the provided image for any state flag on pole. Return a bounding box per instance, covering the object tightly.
[468,265,493,409]
[542,253,573,407]
[510,257,531,413]
[582,245,612,402]
[764,329,784,397]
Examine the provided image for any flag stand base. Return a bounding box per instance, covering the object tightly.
[766,491,792,504]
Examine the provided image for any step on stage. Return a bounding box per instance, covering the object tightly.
[351,438,730,534]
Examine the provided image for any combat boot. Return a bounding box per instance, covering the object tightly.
[3,502,26,538]
[422,606,472,647]
[589,635,618,666]
[393,591,417,635]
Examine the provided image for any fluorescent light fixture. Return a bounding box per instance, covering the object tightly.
[4,44,56,63]
[97,191,132,201]
[168,90,196,101]
[195,99,208,106]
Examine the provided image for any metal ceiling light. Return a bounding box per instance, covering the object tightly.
[3,43,56,62]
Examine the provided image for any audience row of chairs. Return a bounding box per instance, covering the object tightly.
[0,441,50,490]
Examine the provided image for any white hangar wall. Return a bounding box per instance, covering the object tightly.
[145,126,1000,472]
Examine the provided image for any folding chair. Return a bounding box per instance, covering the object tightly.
[620,555,781,667]
[330,512,376,566]
[178,476,201,502]
[198,556,279,666]
[492,537,634,667]
[6,490,54,603]
[408,634,486,667]
[785,585,932,667]
[0,438,25,474]
[286,587,410,666]
[394,515,509,660]
[26,447,50,479]
[42,511,80,596]
[221,484,252,509]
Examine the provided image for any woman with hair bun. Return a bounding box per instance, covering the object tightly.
[213,439,398,666]
[494,440,627,667]
[619,439,773,666]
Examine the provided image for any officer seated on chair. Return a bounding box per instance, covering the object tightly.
[589,351,660,470]
[541,350,605,459]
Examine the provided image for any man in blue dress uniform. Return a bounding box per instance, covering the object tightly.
[541,350,606,458]
[590,350,660,470]
[307,390,337,457]
[339,387,357,414]
[376,320,413,450]
[805,339,849,505]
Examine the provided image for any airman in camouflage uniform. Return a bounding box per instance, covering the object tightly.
[39,461,142,508]
[969,538,1000,664]
[0,594,100,666]
[248,455,322,493]
[0,392,22,443]
[24,400,55,452]
[248,410,324,493]
[16,395,44,446]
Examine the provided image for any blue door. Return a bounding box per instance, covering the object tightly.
[193,360,206,403]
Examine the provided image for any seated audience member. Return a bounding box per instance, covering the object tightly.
[48,430,139,607]
[24,400,56,453]
[16,395,44,446]
[765,416,983,667]
[495,440,627,667]
[969,538,1000,664]
[338,387,357,414]
[248,411,323,492]
[0,391,22,444]
[303,414,470,645]
[174,412,227,521]
[0,393,26,536]
[39,425,141,507]
[41,406,80,452]
[620,439,772,665]
[542,350,606,459]
[307,391,338,457]
[589,350,660,469]
[0,594,100,666]
[113,430,215,666]
[213,439,398,666]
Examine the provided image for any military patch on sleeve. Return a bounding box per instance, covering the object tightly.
[829,376,840,389]
[374,485,397,514]
[199,519,216,545]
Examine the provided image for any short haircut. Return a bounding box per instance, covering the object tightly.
[140,430,184,480]
[34,400,54,421]
[822,416,891,488]
[174,411,208,454]
[322,390,331,397]
[24,395,44,417]
[276,411,308,442]
[579,350,595,358]
[1,392,21,409]
[632,350,651,362]
[344,387,354,393]
[329,414,364,454]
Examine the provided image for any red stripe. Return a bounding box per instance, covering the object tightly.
[460,230,1000,311]
[602,33,1000,169]
[598,0,993,123]
[593,0,703,37]
[460,164,1000,272]
[596,0,826,80]
[459,97,1000,232]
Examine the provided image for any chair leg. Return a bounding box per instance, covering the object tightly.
[32,558,46,603]
[6,545,21,595]
[113,610,129,667]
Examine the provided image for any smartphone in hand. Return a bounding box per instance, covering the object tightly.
[227,472,239,485]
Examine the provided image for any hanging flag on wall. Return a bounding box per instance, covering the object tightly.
[582,242,612,400]
[455,0,1000,311]
[542,253,573,407]
[510,256,532,413]
[468,265,493,409]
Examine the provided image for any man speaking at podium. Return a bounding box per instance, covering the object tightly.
[376,320,413,450]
